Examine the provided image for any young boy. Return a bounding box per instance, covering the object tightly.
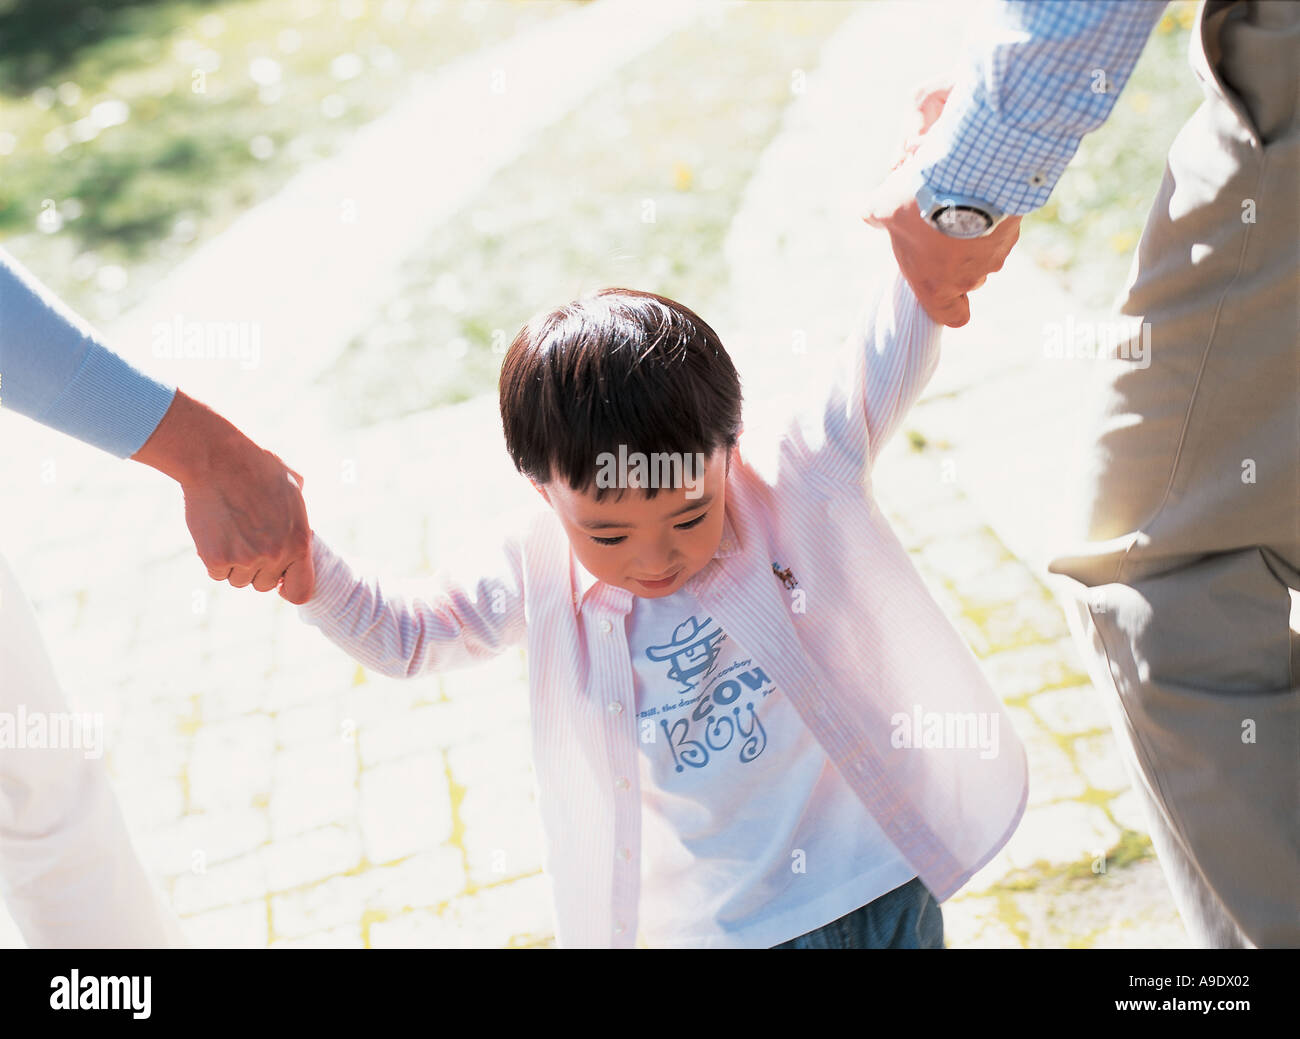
[296,267,1028,949]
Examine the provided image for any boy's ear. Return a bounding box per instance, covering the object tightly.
[530,479,551,506]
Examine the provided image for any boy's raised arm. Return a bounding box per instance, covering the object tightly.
[850,269,945,474]
[771,268,944,489]
[297,529,527,679]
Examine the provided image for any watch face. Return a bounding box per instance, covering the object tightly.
[936,206,992,239]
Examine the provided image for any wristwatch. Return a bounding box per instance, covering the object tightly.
[915,181,1008,239]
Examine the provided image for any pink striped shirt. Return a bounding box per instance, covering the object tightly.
[298,270,1028,948]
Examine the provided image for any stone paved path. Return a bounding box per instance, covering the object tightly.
[0,1,1191,948]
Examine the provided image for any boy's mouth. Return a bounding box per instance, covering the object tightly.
[635,568,682,589]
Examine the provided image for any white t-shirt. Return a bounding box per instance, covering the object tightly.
[628,583,916,948]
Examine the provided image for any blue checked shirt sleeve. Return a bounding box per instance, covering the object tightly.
[0,247,177,458]
[913,0,1168,214]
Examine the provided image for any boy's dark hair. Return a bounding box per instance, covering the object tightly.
[499,287,744,502]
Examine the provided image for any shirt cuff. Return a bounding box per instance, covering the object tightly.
[297,531,357,617]
[908,0,1166,216]
[911,89,1079,215]
[35,343,178,459]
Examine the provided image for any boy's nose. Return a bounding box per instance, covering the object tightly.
[634,552,682,579]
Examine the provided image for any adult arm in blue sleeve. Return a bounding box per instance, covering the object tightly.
[0,246,317,604]
[912,0,1169,214]
[0,246,177,458]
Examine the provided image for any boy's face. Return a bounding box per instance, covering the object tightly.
[532,445,731,598]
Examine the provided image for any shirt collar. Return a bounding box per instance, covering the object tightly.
[571,506,742,615]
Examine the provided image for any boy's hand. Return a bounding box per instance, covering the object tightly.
[896,79,952,165]
[862,80,1022,328]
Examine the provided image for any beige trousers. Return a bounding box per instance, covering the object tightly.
[1047,0,1300,947]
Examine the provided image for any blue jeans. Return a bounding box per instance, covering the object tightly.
[769,877,944,949]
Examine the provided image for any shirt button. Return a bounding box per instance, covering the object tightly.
[615,776,630,789]
[720,540,732,551]
[614,921,627,935]
[1028,170,1047,187]
[619,846,632,861]
[608,701,623,714]
[599,619,612,633]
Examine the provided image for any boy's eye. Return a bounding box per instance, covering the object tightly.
[590,511,709,546]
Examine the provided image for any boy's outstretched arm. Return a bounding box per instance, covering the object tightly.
[296,530,527,679]
[773,268,945,490]
[846,270,945,475]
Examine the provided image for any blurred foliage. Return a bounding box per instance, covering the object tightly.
[0,0,571,319]
[0,0,1205,396]
[0,0,228,93]
[316,0,856,425]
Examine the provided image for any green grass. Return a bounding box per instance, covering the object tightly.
[316,1,857,427]
[1022,0,1204,310]
[0,0,573,321]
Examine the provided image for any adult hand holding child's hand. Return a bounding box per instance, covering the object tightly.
[132,389,316,604]
[179,454,314,604]
[863,79,1021,329]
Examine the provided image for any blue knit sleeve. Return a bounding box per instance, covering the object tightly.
[0,247,176,458]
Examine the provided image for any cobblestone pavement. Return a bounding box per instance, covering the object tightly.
[0,2,1190,948]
